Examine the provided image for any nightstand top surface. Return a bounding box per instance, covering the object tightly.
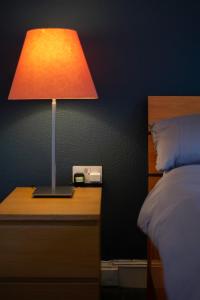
[0,187,101,221]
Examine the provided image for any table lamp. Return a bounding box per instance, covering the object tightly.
[8,28,98,197]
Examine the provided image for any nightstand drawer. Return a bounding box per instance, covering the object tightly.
[0,221,100,278]
[0,282,99,300]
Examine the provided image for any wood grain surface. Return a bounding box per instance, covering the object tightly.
[0,187,101,220]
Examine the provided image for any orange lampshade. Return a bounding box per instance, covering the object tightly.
[8,28,98,100]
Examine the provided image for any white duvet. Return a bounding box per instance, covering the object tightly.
[138,165,200,300]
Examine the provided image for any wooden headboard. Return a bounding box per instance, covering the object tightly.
[148,96,200,191]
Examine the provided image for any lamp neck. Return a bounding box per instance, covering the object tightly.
[52,99,57,191]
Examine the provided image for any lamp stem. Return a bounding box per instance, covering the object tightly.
[33,97,73,198]
[52,98,56,192]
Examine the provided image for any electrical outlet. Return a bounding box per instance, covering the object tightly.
[72,166,102,183]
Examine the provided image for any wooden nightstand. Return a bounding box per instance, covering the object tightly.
[0,187,101,300]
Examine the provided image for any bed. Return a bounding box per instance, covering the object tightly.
[138,96,200,300]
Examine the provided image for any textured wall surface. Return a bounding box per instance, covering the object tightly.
[0,0,200,259]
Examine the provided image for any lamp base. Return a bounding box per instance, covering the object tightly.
[33,186,74,198]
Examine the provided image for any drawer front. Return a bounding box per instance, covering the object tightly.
[0,282,99,300]
[0,222,100,278]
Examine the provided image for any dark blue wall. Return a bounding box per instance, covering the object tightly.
[0,0,200,259]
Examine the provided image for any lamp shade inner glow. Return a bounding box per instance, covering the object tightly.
[8,28,98,100]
